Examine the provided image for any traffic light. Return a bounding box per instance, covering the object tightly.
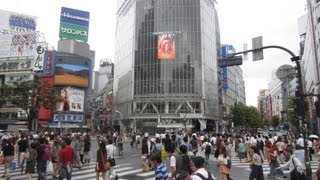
[293,98,303,116]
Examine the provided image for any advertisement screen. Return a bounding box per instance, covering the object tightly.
[54,64,89,87]
[0,10,37,32]
[0,32,38,58]
[157,34,175,60]
[56,87,85,112]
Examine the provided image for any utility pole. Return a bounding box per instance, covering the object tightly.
[223,45,312,179]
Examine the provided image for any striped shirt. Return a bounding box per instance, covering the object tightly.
[155,163,169,180]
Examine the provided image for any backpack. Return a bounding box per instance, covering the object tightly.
[42,145,51,161]
[160,146,167,161]
[205,144,211,154]
[195,170,214,180]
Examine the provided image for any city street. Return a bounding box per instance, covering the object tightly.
[0,139,318,180]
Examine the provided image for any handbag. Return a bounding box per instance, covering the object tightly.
[0,154,4,165]
[109,148,116,167]
[290,157,306,180]
[100,151,110,171]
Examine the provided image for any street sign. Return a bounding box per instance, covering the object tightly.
[243,43,248,61]
[219,56,243,67]
[252,36,264,61]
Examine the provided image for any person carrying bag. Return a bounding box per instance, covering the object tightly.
[95,141,109,180]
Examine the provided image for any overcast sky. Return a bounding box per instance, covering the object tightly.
[1,0,307,107]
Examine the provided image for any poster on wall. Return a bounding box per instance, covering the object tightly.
[157,33,175,60]
[0,32,38,58]
[56,87,84,112]
[54,64,89,87]
[42,51,56,76]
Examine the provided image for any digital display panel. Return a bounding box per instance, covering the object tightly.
[157,34,175,60]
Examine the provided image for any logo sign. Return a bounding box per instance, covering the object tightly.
[33,43,46,71]
[59,7,90,42]
[53,113,84,123]
[0,10,37,32]
[60,7,89,27]
[59,23,88,42]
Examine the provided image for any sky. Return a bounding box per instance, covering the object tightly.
[0,0,307,107]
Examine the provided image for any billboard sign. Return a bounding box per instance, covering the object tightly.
[0,10,37,32]
[56,87,85,112]
[42,51,56,76]
[0,32,38,58]
[54,64,89,87]
[33,42,47,71]
[59,22,88,42]
[60,7,89,27]
[59,7,90,42]
[5,74,32,85]
[52,113,84,123]
[157,34,175,60]
[0,59,31,72]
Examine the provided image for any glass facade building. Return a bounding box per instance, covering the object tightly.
[114,0,220,132]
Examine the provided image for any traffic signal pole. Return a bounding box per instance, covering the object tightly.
[229,45,312,179]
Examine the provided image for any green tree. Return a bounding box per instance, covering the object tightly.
[287,99,299,129]
[229,102,262,128]
[271,115,280,128]
[0,78,57,130]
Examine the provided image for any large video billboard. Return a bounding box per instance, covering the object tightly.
[56,87,85,112]
[0,10,37,32]
[5,74,32,85]
[0,32,38,58]
[54,64,89,87]
[157,34,175,60]
[59,7,90,42]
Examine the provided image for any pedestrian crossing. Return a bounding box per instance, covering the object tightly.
[230,156,319,175]
[0,162,159,180]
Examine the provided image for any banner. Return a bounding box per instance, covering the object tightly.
[157,34,175,60]
[56,87,85,112]
[33,42,47,71]
[42,51,56,76]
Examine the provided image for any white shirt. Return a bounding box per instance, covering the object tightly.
[280,156,305,173]
[106,144,116,158]
[297,137,304,147]
[210,136,217,144]
[191,168,216,180]
[170,156,176,168]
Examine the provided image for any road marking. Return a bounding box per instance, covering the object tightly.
[117,169,143,176]
[136,171,155,176]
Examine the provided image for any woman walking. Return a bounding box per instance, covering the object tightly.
[266,141,284,178]
[249,146,264,180]
[51,140,61,179]
[25,142,37,180]
[2,139,14,180]
[217,146,230,180]
[95,141,109,180]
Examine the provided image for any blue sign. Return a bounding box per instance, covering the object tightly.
[220,45,236,90]
[60,7,90,27]
[42,51,56,76]
[9,14,36,31]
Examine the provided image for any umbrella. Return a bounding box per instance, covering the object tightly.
[309,134,319,139]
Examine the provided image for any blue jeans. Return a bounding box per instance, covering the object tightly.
[37,161,47,180]
[59,165,72,180]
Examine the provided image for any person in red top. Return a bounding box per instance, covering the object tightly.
[59,138,74,180]
[266,141,285,178]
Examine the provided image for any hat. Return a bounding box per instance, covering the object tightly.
[150,138,156,143]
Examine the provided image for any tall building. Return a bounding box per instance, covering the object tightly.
[114,0,220,132]
[0,9,44,130]
[220,45,246,131]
